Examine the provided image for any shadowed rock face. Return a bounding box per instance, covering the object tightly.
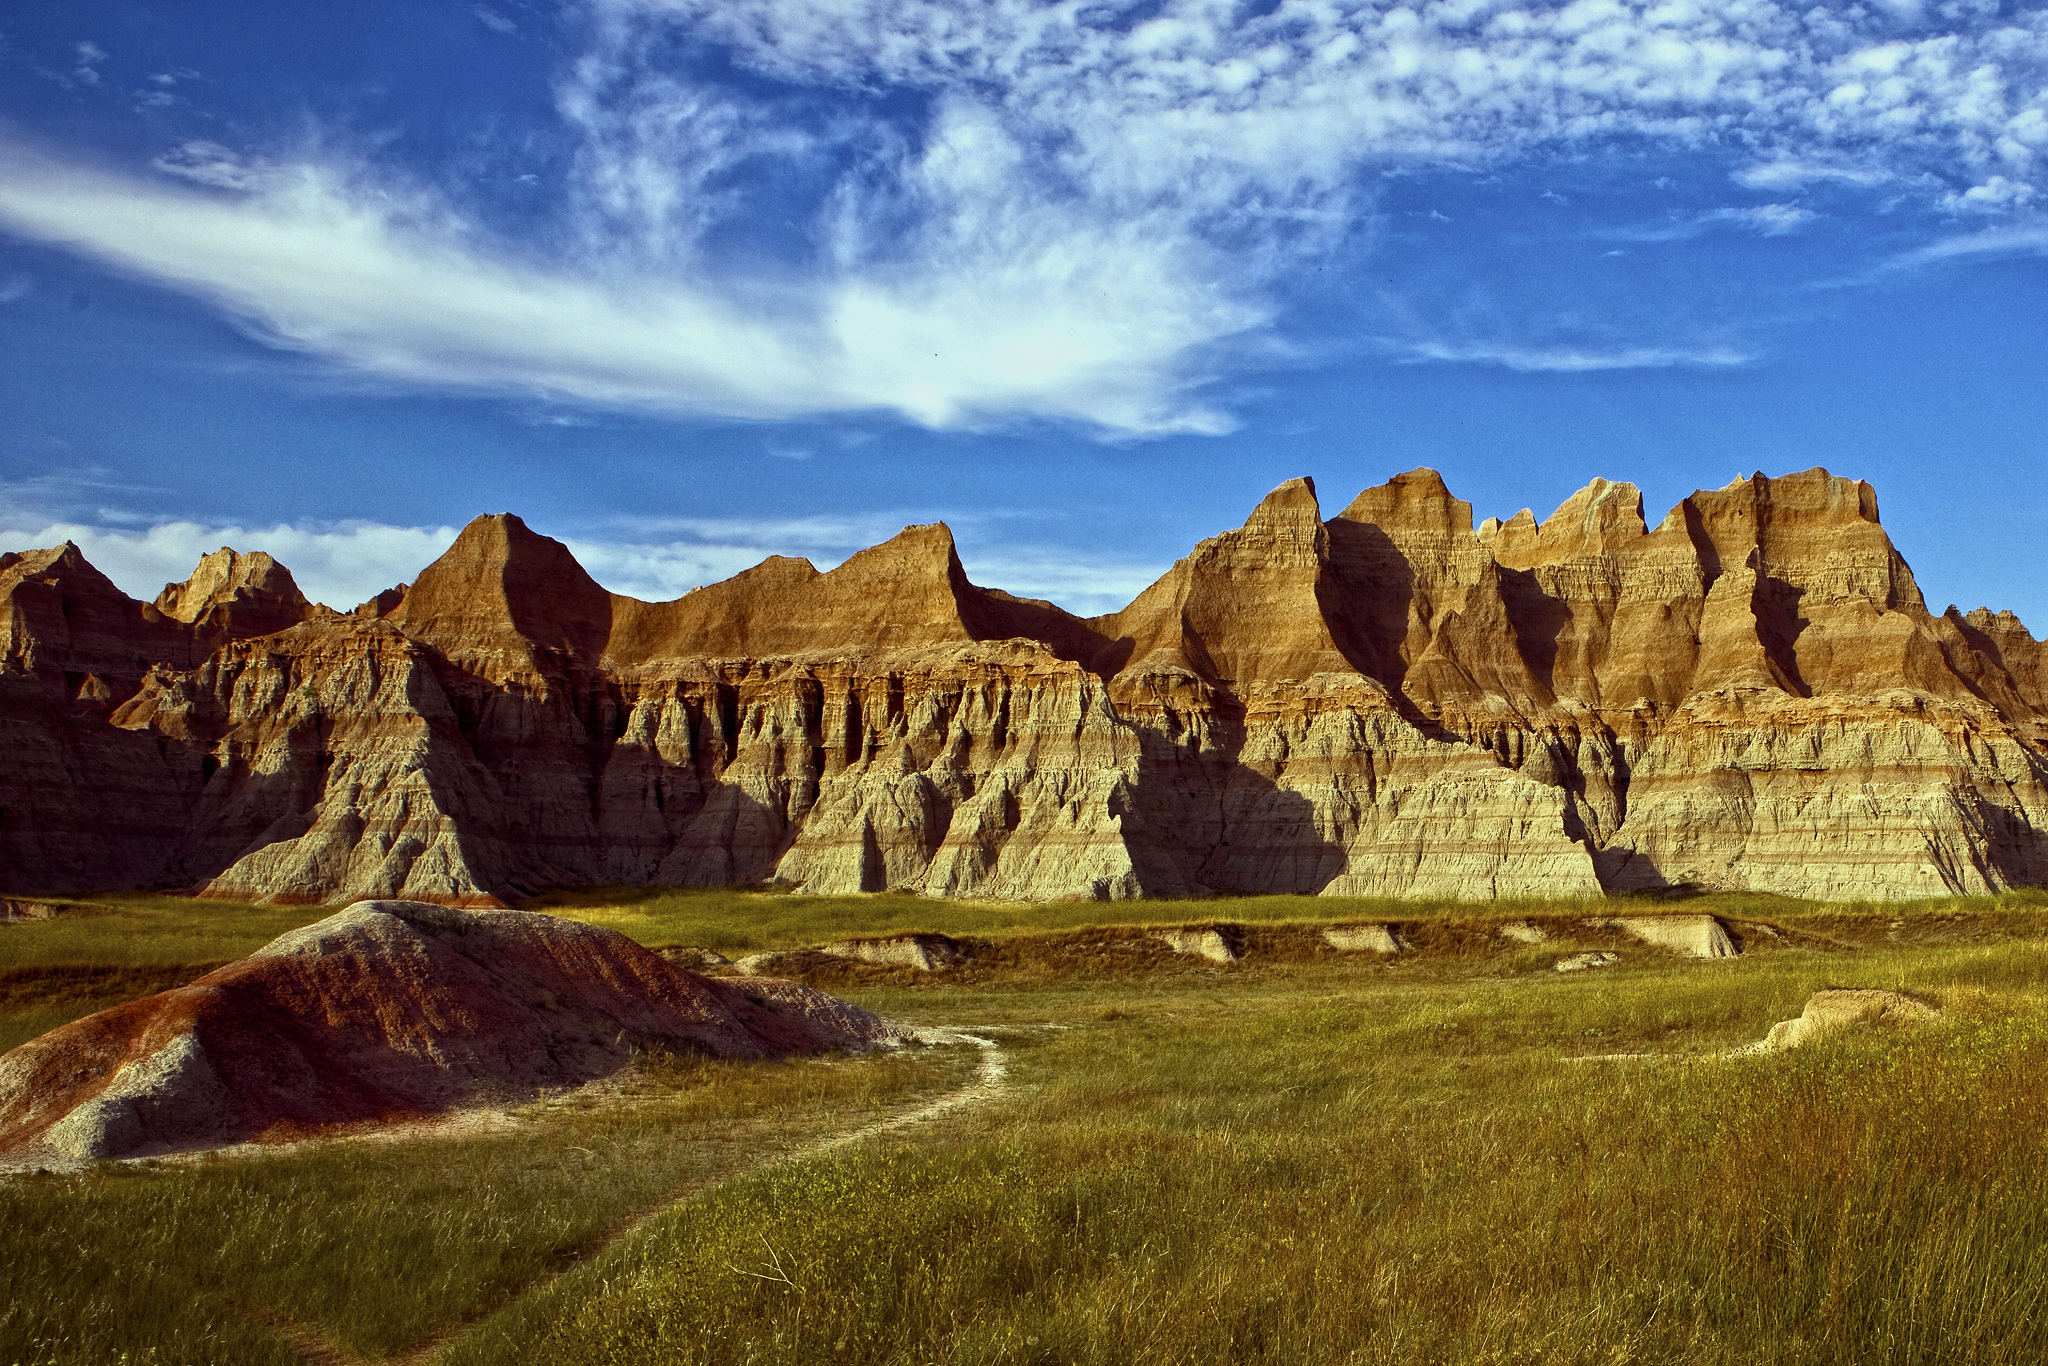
[0,900,909,1164]
[3,468,2047,904]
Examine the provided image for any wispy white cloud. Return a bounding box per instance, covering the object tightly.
[2,0,2046,432]
[470,6,519,36]
[72,40,105,87]
[1612,204,1819,242]
[0,142,1238,434]
[632,0,2048,198]
[0,275,31,303]
[1401,341,1752,373]
[1888,221,2048,268]
[148,140,273,191]
[1944,174,2038,213]
[603,511,923,555]
[1736,160,1891,191]
[1710,205,1818,237]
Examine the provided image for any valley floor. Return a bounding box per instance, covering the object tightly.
[4,891,2048,1364]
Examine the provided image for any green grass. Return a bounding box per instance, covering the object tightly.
[0,895,327,969]
[8,892,2048,1363]
[0,1045,976,1364]
[525,884,2048,954]
[451,945,2048,1366]
[0,896,333,1052]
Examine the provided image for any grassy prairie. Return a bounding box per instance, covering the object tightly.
[457,941,2048,1366]
[525,885,1842,951]
[4,892,2048,1363]
[0,895,330,968]
[0,1045,978,1364]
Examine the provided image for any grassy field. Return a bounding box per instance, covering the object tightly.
[4,890,2048,1363]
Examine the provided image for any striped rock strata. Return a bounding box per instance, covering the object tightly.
[1,467,2045,903]
[0,900,908,1165]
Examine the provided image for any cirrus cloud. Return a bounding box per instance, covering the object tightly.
[0,0,2044,434]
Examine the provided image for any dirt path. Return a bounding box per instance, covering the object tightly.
[272,1029,1008,1366]
[787,1027,1007,1161]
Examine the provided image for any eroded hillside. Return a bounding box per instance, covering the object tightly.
[4,468,2045,903]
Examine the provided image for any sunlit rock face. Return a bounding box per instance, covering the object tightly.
[3,467,2046,903]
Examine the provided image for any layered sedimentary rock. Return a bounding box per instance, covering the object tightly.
[2,466,2046,904]
[0,544,317,891]
[0,899,908,1163]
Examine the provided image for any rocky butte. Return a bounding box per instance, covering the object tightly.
[3,467,2045,906]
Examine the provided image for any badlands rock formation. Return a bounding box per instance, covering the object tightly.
[2,467,2046,904]
[0,900,908,1164]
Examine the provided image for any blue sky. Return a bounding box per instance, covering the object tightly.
[1,0,2045,625]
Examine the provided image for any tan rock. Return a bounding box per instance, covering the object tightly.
[820,935,962,970]
[1094,477,1352,687]
[1598,914,1737,958]
[1322,924,1402,953]
[153,548,314,651]
[0,899,66,921]
[4,466,2048,905]
[1156,928,1239,963]
[1754,988,1939,1051]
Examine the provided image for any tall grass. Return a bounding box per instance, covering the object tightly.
[7,896,2048,1363]
[0,898,333,1052]
[449,948,2048,1366]
[0,896,329,971]
[0,1047,971,1364]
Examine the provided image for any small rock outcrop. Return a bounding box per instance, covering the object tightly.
[1156,928,1240,964]
[1555,951,1621,972]
[820,935,963,971]
[1599,915,1738,959]
[0,899,67,921]
[0,901,910,1166]
[1323,925,1403,954]
[1753,988,1940,1052]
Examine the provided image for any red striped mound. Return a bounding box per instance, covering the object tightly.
[0,900,911,1167]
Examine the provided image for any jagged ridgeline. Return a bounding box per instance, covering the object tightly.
[5,468,2047,905]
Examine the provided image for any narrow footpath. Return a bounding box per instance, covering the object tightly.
[273,1029,1008,1366]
